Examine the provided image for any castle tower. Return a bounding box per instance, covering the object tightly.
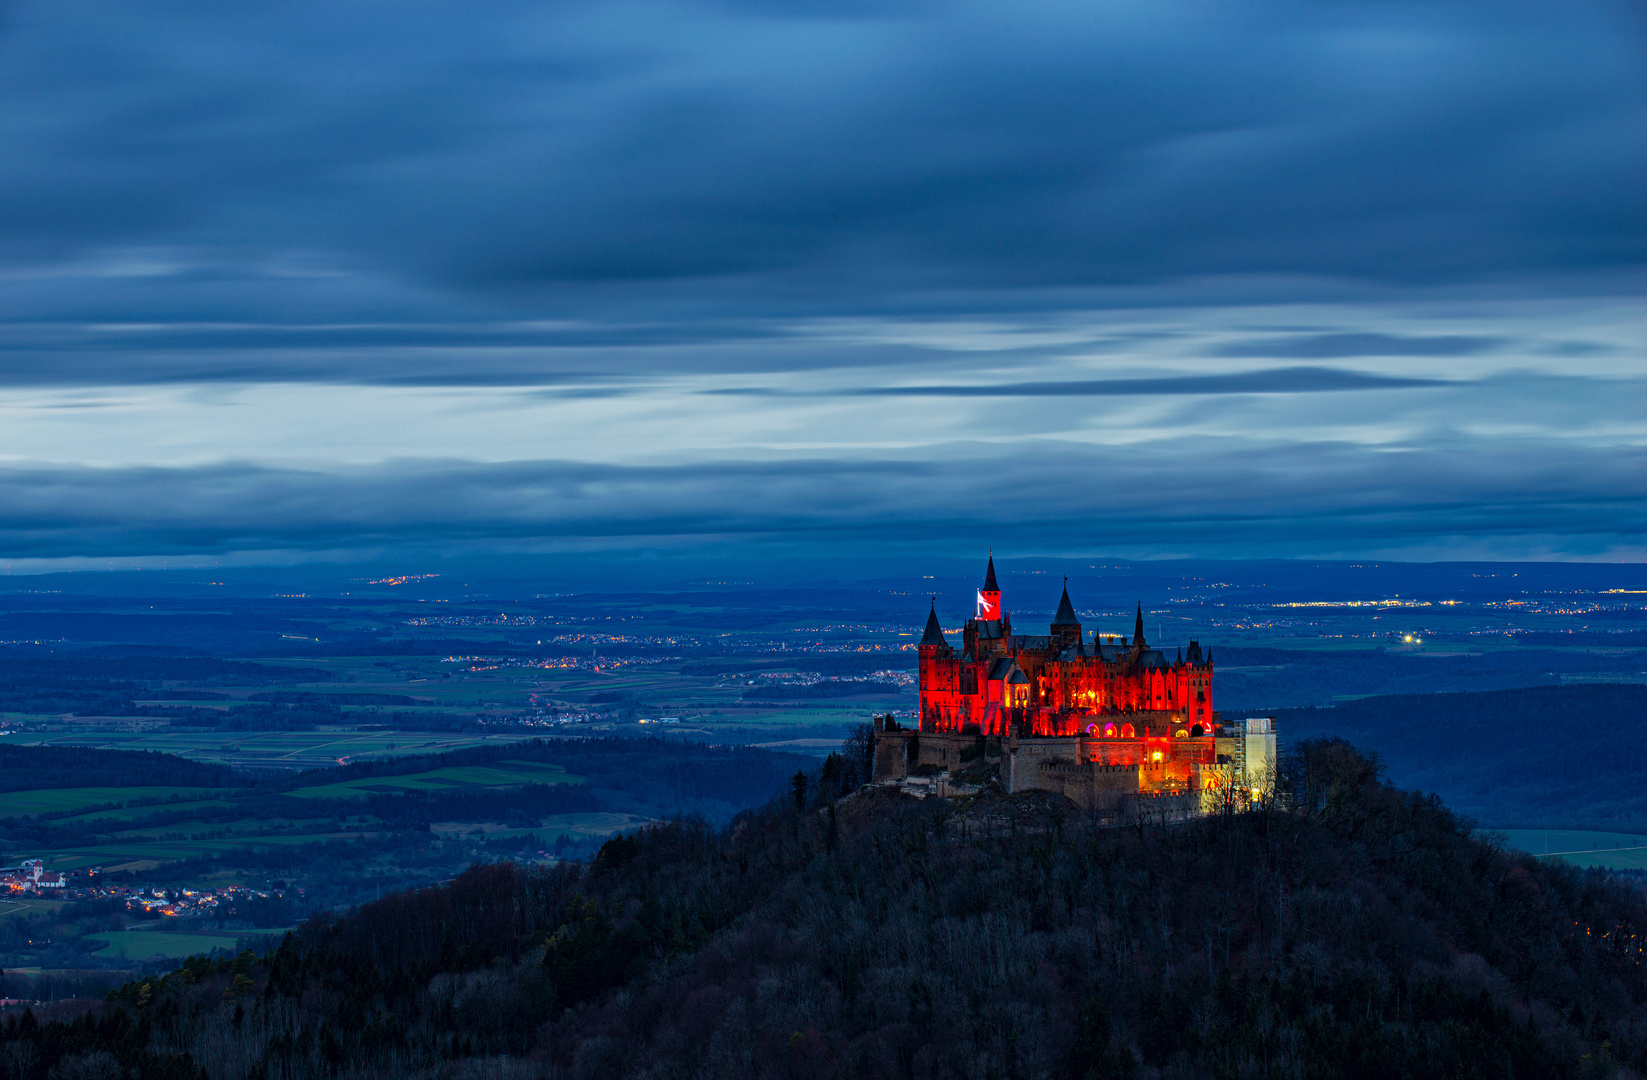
[976,554,1001,620]
[919,601,948,652]
[918,600,952,731]
[1050,579,1082,650]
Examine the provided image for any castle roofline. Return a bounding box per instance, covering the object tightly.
[920,602,947,647]
[1051,582,1080,628]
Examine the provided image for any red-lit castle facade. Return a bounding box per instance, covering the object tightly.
[874,557,1274,808]
[916,556,1217,738]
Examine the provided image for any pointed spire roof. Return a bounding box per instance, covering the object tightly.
[1133,602,1145,645]
[982,554,998,592]
[920,601,947,647]
[1176,647,1182,664]
[1051,579,1079,627]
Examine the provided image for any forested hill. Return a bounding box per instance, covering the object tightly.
[14,740,1647,1079]
[0,744,241,793]
[0,737,812,823]
[1275,683,1647,830]
[285,736,807,819]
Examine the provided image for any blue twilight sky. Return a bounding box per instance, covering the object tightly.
[0,0,1643,569]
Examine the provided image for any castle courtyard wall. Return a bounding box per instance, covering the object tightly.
[871,717,1269,813]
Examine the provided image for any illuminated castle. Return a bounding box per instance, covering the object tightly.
[917,556,1218,737]
[873,556,1275,808]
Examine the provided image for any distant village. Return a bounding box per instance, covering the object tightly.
[2,858,298,919]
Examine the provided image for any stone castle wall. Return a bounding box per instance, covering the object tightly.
[871,715,1272,812]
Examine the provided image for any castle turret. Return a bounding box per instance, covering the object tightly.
[1182,640,1214,731]
[917,600,952,731]
[1050,579,1081,650]
[976,555,1001,620]
[920,601,948,651]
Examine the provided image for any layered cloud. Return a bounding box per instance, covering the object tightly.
[0,0,1641,560]
[4,0,1643,318]
[1,435,1644,561]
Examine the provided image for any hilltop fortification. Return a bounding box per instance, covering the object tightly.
[874,556,1275,809]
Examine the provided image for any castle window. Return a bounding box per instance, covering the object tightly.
[1102,723,1117,737]
[1120,723,1135,738]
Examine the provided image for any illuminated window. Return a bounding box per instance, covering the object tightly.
[1175,729,1188,738]
[1120,723,1135,738]
[1102,723,1117,737]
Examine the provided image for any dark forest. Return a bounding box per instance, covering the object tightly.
[6,738,1647,1079]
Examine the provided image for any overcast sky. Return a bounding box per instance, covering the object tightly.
[0,0,1643,568]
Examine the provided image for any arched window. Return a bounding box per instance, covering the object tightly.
[1174,728,1188,738]
[1102,723,1117,738]
[1120,723,1135,738]
[1190,724,1204,737]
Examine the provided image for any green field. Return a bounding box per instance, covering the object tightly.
[87,929,250,960]
[1498,829,1647,856]
[0,642,847,899]
[714,707,885,725]
[53,799,241,827]
[15,728,528,769]
[1497,829,1647,869]
[432,811,646,841]
[1548,849,1647,871]
[288,759,580,799]
[37,828,418,872]
[0,786,222,817]
[1,756,589,874]
[534,811,647,840]
[0,898,65,919]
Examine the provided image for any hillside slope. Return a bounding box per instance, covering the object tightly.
[1275,684,1647,829]
[8,740,1647,1079]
